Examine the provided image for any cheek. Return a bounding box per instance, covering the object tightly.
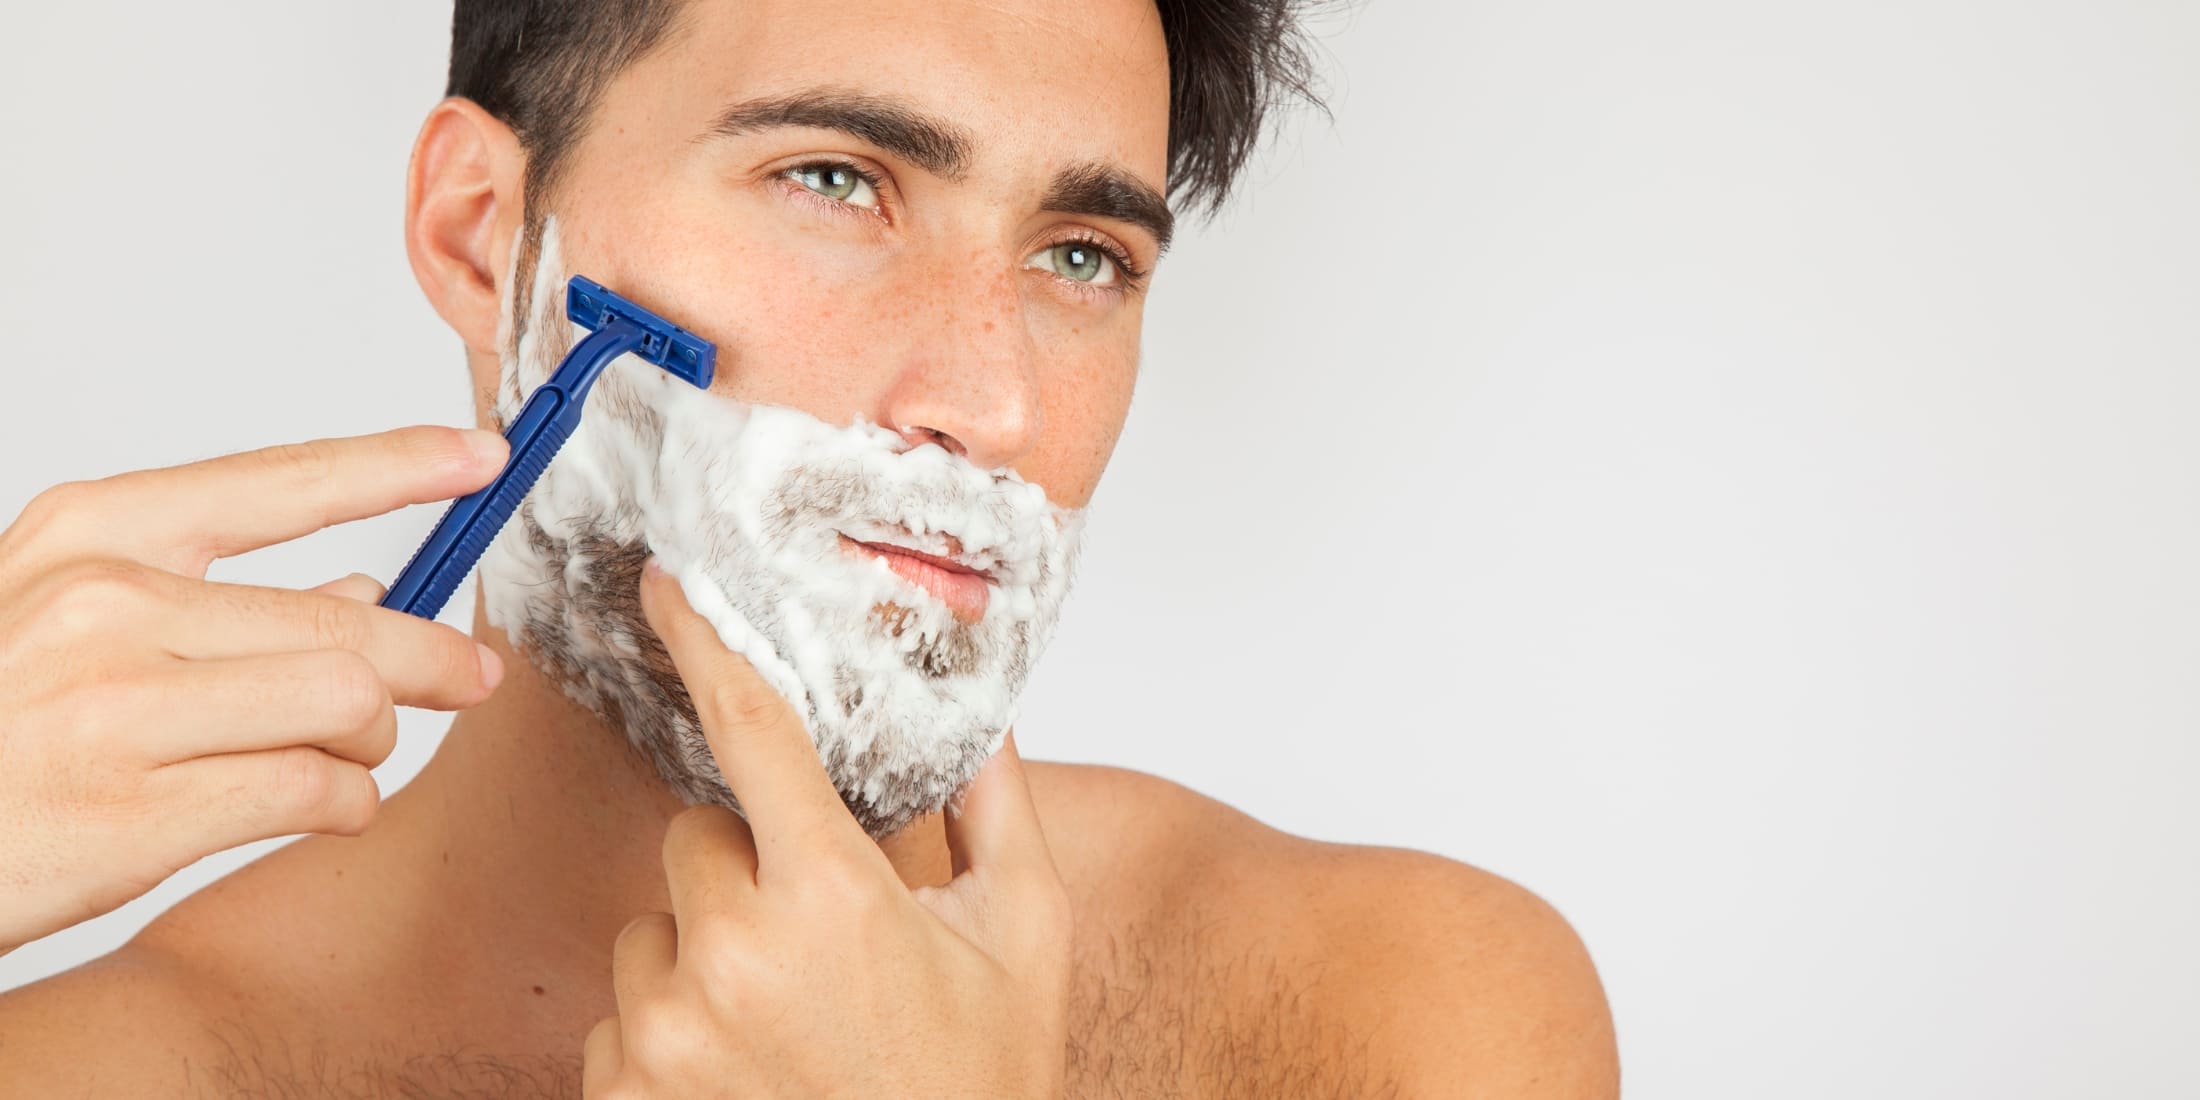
[574,207,901,410]
[695,246,893,409]
[1016,305,1135,510]
[1025,329,1138,510]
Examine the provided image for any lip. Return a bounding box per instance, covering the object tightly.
[842,535,992,622]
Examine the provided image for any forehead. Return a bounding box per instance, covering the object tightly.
[609,0,1172,185]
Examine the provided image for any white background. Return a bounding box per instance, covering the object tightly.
[3,2,2196,1096]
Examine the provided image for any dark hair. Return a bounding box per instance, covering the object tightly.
[447,0,1323,218]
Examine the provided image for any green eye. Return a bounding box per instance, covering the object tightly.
[785,164,880,209]
[1029,241,1118,285]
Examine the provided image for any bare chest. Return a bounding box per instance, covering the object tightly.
[189,938,1378,1100]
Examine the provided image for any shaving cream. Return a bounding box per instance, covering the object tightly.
[476,220,1084,836]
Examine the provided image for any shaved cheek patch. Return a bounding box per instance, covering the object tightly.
[475,219,1084,837]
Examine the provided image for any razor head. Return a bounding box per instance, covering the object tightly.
[565,275,716,390]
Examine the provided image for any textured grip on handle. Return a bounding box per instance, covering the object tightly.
[378,311,654,620]
[378,389,574,619]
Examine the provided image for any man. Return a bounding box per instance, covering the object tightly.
[0,0,1617,1095]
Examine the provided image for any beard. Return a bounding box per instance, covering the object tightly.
[475,218,1085,838]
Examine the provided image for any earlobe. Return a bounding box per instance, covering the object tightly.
[405,97,525,358]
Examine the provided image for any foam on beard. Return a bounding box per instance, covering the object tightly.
[477,219,1084,837]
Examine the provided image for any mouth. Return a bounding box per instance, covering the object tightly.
[840,534,993,623]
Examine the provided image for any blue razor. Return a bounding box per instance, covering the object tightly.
[379,276,716,620]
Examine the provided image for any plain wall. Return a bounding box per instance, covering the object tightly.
[3,2,2195,1096]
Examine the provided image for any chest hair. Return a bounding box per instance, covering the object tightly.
[187,928,1393,1099]
[1063,919,1399,1100]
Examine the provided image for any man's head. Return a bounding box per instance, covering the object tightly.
[403,0,1318,835]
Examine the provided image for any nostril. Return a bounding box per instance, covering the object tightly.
[899,425,966,458]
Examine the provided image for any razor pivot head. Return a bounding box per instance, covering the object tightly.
[565,275,716,389]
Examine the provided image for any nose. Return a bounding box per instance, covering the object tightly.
[877,268,1042,470]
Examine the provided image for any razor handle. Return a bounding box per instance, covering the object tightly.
[378,321,645,619]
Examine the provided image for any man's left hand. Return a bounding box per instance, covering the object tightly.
[581,562,1074,1098]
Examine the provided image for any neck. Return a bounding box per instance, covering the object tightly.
[365,599,954,989]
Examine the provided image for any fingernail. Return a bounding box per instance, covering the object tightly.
[642,556,666,579]
[476,643,505,692]
[463,428,506,467]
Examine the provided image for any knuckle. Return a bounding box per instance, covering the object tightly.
[314,650,390,729]
[730,697,786,737]
[622,998,703,1065]
[266,745,334,813]
[358,708,400,769]
[308,594,367,652]
[258,439,339,487]
[696,679,742,723]
[321,764,379,835]
[24,479,91,517]
[10,480,95,545]
[35,559,155,636]
[709,679,783,732]
[266,746,346,824]
[685,917,753,983]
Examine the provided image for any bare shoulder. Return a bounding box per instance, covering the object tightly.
[0,940,579,1099]
[0,943,227,1095]
[1285,839,1621,1099]
[1027,761,1620,1100]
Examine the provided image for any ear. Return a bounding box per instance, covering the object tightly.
[405,97,526,361]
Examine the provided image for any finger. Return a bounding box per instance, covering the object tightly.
[581,1016,624,1094]
[153,574,499,709]
[637,562,859,857]
[944,731,1061,884]
[138,650,399,767]
[309,572,388,604]
[81,425,507,574]
[935,732,1073,964]
[937,726,1064,915]
[612,912,677,1008]
[149,745,382,855]
[662,805,760,928]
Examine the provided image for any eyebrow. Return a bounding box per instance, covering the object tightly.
[702,87,1175,253]
[703,88,974,179]
[1042,162,1176,254]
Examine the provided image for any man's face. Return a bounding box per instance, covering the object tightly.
[467,0,1173,836]
[506,0,1174,507]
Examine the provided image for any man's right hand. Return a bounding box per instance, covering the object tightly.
[0,425,511,956]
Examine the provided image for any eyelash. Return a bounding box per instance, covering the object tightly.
[776,158,1148,296]
[1052,231,1149,294]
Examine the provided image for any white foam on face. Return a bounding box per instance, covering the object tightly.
[477,219,1084,836]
